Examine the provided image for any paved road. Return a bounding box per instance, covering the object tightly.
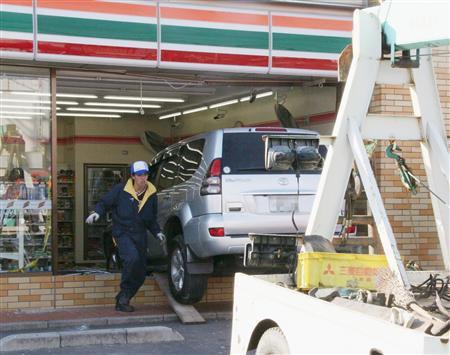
[5,319,232,355]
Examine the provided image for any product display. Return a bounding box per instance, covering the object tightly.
[0,180,52,272]
[57,170,75,268]
[84,164,128,261]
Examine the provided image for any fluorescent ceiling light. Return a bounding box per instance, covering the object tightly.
[3,91,97,99]
[67,107,138,113]
[0,111,46,116]
[84,102,161,108]
[0,115,32,120]
[159,112,181,120]
[104,95,184,103]
[240,91,273,102]
[57,93,97,99]
[183,106,208,115]
[209,99,238,109]
[1,98,51,104]
[57,113,121,118]
[56,101,78,105]
[0,99,78,105]
[0,105,51,110]
[256,91,273,98]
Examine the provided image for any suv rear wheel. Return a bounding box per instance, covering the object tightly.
[168,235,207,304]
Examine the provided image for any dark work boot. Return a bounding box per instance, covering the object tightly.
[115,291,135,312]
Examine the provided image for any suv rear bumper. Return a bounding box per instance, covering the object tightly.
[185,213,247,258]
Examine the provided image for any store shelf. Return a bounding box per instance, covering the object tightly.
[57,170,75,268]
[0,201,51,270]
[84,164,128,261]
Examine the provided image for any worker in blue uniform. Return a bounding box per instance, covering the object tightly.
[85,161,165,312]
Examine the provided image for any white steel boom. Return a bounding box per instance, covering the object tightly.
[306,1,450,287]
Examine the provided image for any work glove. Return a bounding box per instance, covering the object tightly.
[156,232,167,255]
[85,212,100,224]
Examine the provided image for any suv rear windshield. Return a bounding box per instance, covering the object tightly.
[222,132,322,175]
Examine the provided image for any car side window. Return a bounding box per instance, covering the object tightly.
[177,139,205,183]
[157,150,180,190]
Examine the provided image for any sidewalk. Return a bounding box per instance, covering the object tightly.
[0,302,233,333]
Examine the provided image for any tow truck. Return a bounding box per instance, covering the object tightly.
[230,1,450,353]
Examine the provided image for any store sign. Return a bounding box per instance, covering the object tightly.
[0,0,352,77]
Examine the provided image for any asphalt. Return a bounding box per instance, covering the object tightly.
[0,302,233,352]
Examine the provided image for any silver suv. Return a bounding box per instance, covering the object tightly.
[149,127,323,303]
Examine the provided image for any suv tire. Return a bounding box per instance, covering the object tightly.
[168,234,207,304]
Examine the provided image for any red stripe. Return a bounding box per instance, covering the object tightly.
[0,39,33,53]
[161,50,268,67]
[272,56,337,71]
[58,136,142,145]
[252,112,336,127]
[38,42,157,60]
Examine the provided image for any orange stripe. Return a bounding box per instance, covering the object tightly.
[272,15,352,31]
[0,0,32,7]
[161,7,268,26]
[36,0,156,17]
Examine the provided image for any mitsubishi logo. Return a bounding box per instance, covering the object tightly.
[323,263,335,275]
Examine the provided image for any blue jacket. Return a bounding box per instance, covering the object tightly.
[94,178,161,241]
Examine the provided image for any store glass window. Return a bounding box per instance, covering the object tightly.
[0,65,52,273]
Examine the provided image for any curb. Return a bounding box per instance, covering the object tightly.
[0,311,232,333]
[0,326,184,352]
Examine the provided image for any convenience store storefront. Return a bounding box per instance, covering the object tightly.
[1,0,360,310]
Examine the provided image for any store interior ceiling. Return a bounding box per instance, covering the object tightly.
[54,68,336,122]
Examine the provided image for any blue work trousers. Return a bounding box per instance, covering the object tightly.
[116,233,147,299]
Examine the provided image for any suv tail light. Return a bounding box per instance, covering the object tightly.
[208,227,225,237]
[201,158,222,195]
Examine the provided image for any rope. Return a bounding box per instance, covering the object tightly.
[385,142,417,194]
[411,274,450,303]
[386,141,447,205]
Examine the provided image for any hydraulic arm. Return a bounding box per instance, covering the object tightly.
[306,0,450,288]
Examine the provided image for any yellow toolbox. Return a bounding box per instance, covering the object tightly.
[296,252,389,290]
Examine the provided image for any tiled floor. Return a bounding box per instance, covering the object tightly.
[0,302,232,324]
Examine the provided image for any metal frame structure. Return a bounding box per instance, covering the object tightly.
[306,3,450,289]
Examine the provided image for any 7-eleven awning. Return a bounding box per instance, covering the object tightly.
[0,0,353,77]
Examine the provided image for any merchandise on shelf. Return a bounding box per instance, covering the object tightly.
[56,169,75,268]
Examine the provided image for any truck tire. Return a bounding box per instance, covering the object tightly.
[168,235,207,304]
[256,327,290,355]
